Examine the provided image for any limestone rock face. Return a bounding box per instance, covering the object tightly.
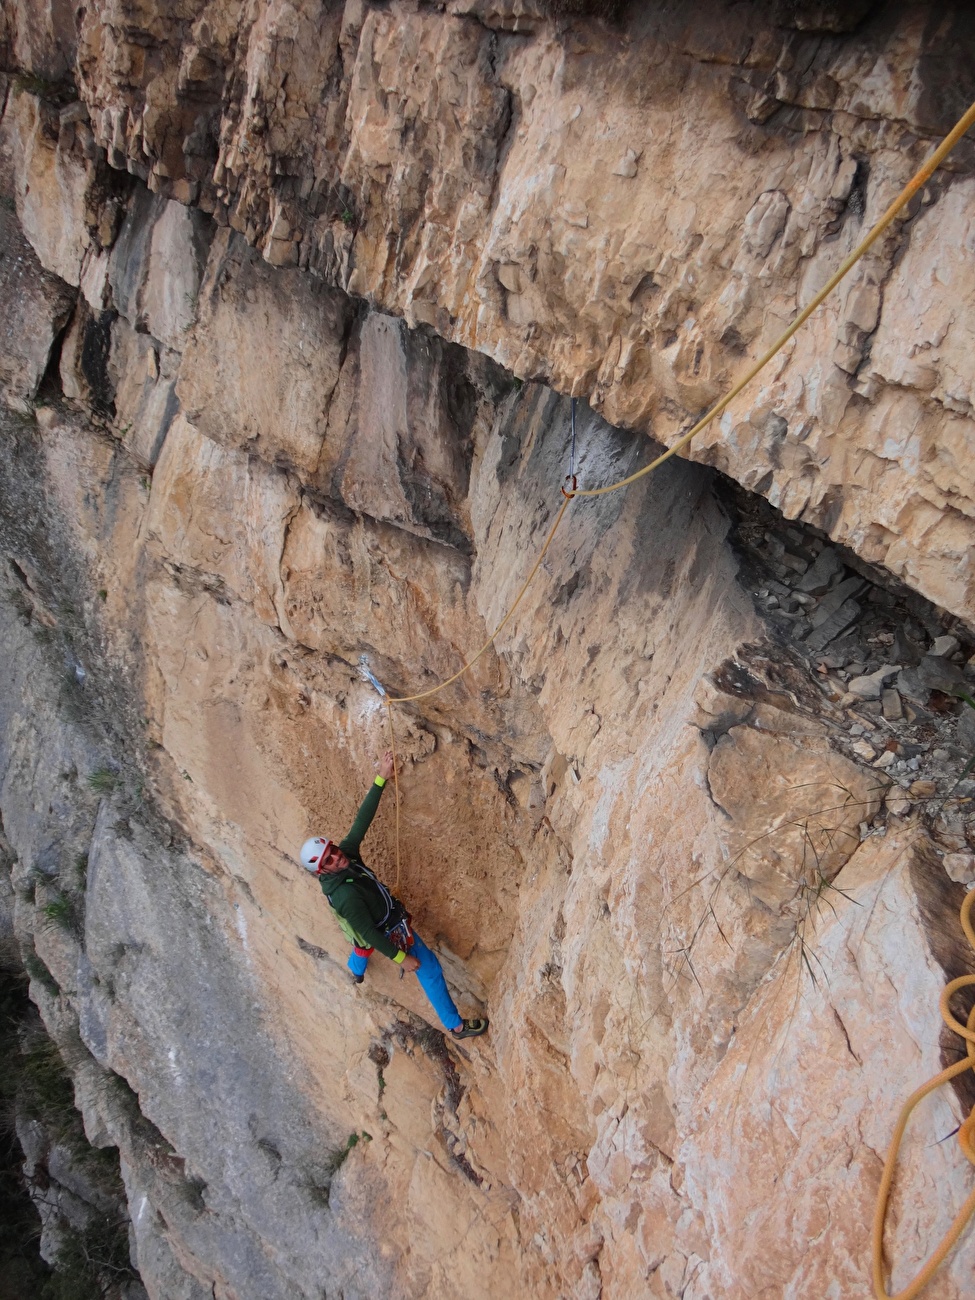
[0,203,74,407]
[6,86,98,286]
[2,5,975,1300]
[682,832,975,1300]
[9,0,969,623]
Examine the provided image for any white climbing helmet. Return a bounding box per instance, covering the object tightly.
[300,837,334,873]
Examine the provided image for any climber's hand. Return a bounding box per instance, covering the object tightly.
[378,751,395,781]
[400,954,420,974]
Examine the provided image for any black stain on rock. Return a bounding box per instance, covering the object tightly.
[80,308,117,416]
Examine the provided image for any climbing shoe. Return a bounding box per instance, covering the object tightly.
[450,1018,489,1039]
[351,973,364,986]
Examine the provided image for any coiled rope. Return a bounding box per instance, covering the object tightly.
[367,98,975,1296]
[872,887,975,1299]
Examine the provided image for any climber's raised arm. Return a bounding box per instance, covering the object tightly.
[339,750,395,857]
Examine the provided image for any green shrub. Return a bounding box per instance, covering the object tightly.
[42,1217,134,1300]
[12,72,75,102]
[57,672,89,724]
[86,768,116,794]
[23,954,60,996]
[325,1129,371,1176]
[0,1000,135,1296]
[16,1029,77,1137]
[42,896,75,930]
[8,398,38,428]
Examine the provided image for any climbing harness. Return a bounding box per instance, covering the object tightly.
[356,98,975,1297]
[386,915,415,955]
[872,887,975,1299]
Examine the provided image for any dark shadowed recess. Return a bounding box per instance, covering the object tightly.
[0,948,139,1298]
[548,0,975,142]
[0,963,54,1296]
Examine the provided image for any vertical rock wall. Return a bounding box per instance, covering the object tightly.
[1,3,975,1298]
[4,0,970,618]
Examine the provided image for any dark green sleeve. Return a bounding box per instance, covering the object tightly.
[330,883,401,961]
[338,779,385,857]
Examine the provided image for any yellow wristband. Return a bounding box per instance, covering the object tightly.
[374,776,386,787]
[393,950,406,964]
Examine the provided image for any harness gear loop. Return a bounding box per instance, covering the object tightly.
[386,915,414,953]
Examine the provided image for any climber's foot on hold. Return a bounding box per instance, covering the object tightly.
[351,973,364,986]
[450,1018,489,1040]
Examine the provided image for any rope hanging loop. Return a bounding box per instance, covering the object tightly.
[871,887,975,1300]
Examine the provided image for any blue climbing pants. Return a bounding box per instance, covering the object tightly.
[347,931,462,1031]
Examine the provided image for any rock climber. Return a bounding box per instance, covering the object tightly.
[300,752,489,1040]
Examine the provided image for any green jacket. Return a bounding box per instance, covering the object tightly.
[318,778,405,961]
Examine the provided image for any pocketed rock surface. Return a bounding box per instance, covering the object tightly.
[0,3,975,1298]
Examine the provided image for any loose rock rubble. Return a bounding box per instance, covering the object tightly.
[720,477,975,876]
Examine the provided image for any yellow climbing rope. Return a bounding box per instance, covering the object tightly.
[382,96,975,718]
[872,886,975,1300]
[572,99,975,500]
[385,496,574,707]
[370,99,975,1293]
[381,496,572,887]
